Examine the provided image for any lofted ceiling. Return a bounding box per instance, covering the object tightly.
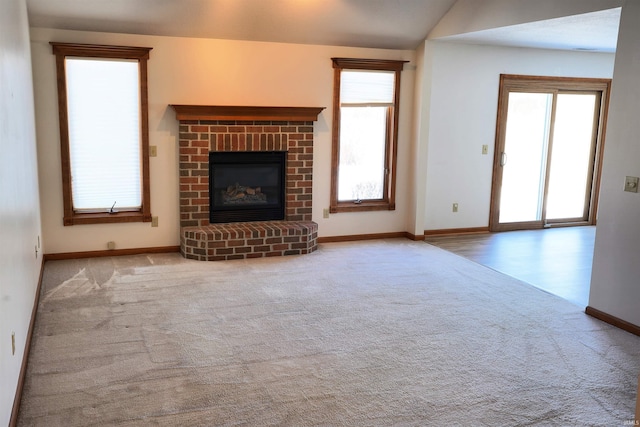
[25,0,458,50]
[26,0,620,52]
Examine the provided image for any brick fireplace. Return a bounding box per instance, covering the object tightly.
[172,105,324,261]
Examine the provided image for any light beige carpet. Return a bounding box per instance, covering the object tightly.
[18,239,640,426]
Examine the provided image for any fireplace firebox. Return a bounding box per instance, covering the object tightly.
[209,151,286,223]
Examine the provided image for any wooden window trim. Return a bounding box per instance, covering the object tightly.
[51,42,153,226]
[329,58,407,213]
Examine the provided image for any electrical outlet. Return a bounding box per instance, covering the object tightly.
[151,216,159,227]
[453,203,459,212]
[624,176,639,193]
[107,241,116,250]
[149,145,158,157]
[323,209,330,219]
[482,145,489,155]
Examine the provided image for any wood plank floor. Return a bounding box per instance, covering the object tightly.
[425,226,596,307]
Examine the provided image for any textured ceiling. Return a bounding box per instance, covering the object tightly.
[26,0,621,52]
[436,8,621,53]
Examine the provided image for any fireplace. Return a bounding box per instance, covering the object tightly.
[209,151,286,223]
[172,105,324,261]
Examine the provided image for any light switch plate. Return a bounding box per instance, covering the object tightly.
[624,176,639,193]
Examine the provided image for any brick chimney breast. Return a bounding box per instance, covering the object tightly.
[172,105,324,261]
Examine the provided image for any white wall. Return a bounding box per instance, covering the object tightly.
[30,28,416,254]
[589,0,640,327]
[421,42,614,231]
[0,0,43,424]
[407,41,434,237]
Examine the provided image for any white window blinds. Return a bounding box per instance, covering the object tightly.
[65,57,142,212]
[340,70,395,105]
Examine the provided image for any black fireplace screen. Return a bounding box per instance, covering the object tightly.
[209,151,286,223]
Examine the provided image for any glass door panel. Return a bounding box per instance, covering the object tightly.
[546,94,597,220]
[498,92,552,224]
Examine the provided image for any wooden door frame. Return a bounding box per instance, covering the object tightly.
[489,74,611,232]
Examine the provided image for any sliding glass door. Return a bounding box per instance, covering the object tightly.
[490,75,610,232]
[498,92,551,224]
[546,93,598,221]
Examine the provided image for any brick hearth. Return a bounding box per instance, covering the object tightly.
[181,221,318,261]
[172,105,324,261]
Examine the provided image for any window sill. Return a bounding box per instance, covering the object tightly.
[330,201,395,213]
[64,211,152,226]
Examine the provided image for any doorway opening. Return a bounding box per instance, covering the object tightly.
[489,75,611,232]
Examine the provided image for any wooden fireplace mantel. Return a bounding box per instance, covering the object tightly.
[170,105,324,122]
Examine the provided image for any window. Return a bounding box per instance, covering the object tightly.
[51,43,153,225]
[330,58,406,213]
